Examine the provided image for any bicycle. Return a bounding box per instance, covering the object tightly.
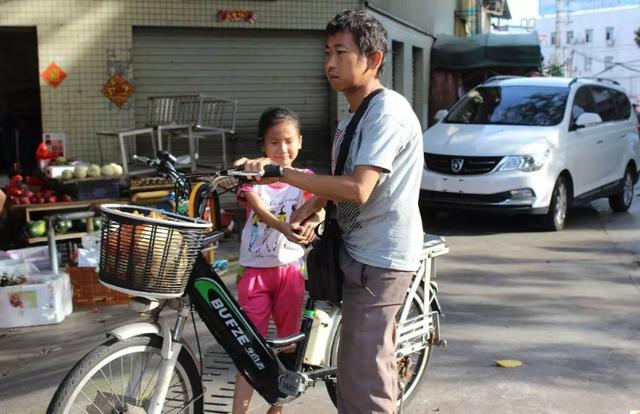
[46,151,448,414]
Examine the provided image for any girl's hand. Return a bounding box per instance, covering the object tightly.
[276,222,306,244]
[293,221,318,245]
[293,211,324,244]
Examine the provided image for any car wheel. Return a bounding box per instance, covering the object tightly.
[541,176,569,231]
[608,166,635,212]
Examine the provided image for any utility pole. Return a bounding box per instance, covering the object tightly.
[553,0,561,65]
[553,0,573,74]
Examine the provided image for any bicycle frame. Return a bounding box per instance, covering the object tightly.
[187,254,307,406]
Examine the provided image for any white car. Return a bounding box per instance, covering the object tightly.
[421,76,640,230]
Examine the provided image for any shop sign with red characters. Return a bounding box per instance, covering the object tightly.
[102,73,135,108]
[218,10,257,23]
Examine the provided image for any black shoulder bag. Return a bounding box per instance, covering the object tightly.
[306,89,384,304]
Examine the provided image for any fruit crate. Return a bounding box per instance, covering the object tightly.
[67,266,130,306]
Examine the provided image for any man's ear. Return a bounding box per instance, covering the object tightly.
[367,50,384,74]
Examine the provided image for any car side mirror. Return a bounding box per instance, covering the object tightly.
[434,109,449,122]
[575,112,602,128]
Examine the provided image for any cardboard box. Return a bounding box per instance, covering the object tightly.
[0,272,73,328]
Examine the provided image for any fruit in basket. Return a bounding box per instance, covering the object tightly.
[73,166,88,179]
[61,169,74,180]
[87,164,101,178]
[54,219,72,234]
[27,220,47,237]
[101,164,115,176]
[111,163,123,175]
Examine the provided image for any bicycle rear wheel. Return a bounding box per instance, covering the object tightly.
[325,286,433,408]
[46,335,203,414]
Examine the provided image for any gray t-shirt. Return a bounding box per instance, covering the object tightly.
[332,89,424,271]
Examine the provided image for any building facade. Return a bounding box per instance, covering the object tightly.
[534,1,640,104]
[0,0,447,170]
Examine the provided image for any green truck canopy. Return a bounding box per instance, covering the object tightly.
[432,31,542,70]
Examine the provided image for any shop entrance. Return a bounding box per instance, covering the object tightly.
[0,27,42,174]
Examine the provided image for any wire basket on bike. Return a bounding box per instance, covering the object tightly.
[98,204,211,298]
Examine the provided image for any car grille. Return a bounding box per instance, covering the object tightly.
[421,190,510,204]
[424,153,503,175]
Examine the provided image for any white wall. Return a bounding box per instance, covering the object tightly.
[535,6,640,104]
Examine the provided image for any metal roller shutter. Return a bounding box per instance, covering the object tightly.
[132,27,331,168]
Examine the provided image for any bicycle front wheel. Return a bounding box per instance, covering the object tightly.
[46,335,203,414]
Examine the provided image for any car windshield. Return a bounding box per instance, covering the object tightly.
[445,85,569,126]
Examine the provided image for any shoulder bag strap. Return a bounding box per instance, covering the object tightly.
[327,88,384,215]
[334,88,384,176]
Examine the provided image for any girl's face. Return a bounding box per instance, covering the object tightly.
[261,120,302,167]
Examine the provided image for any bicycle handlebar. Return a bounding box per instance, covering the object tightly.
[134,152,283,180]
[222,165,283,179]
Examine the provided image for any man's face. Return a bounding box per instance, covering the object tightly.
[324,31,371,92]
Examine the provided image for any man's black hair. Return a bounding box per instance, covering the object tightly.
[326,9,388,76]
[257,107,300,142]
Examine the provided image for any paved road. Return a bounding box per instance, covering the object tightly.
[1,191,639,414]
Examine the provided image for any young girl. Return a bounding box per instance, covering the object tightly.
[233,107,322,414]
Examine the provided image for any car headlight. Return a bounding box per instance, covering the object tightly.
[498,149,550,172]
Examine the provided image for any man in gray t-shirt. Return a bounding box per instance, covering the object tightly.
[237,9,423,413]
[333,88,423,272]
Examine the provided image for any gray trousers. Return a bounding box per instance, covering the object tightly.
[336,247,413,414]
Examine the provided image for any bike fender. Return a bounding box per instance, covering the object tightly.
[324,312,342,367]
[107,322,162,341]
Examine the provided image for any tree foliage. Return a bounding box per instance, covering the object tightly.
[543,64,564,77]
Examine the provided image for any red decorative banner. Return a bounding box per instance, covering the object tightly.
[218,10,257,23]
[101,73,135,108]
[42,63,67,88]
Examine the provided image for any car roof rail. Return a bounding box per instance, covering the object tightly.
[568,76,621,88]
[483,75,521,84]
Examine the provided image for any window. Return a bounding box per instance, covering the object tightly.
[604,56,614,70]
[392,41,404,93]
[589,86,616,122]
[606,27,614,44]
[445,86,569,126]
[611,90,631,120]
[570,86,596,127]
[412,47,424,116]
[566,30,574,44]
[584,57,592,72]
[550,32,556,46]
[585,29,593,43]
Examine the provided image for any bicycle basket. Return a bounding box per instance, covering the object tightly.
[98,204,211,298]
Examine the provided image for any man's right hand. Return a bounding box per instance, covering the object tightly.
[233,157,275,182]
[291,196,327,227]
